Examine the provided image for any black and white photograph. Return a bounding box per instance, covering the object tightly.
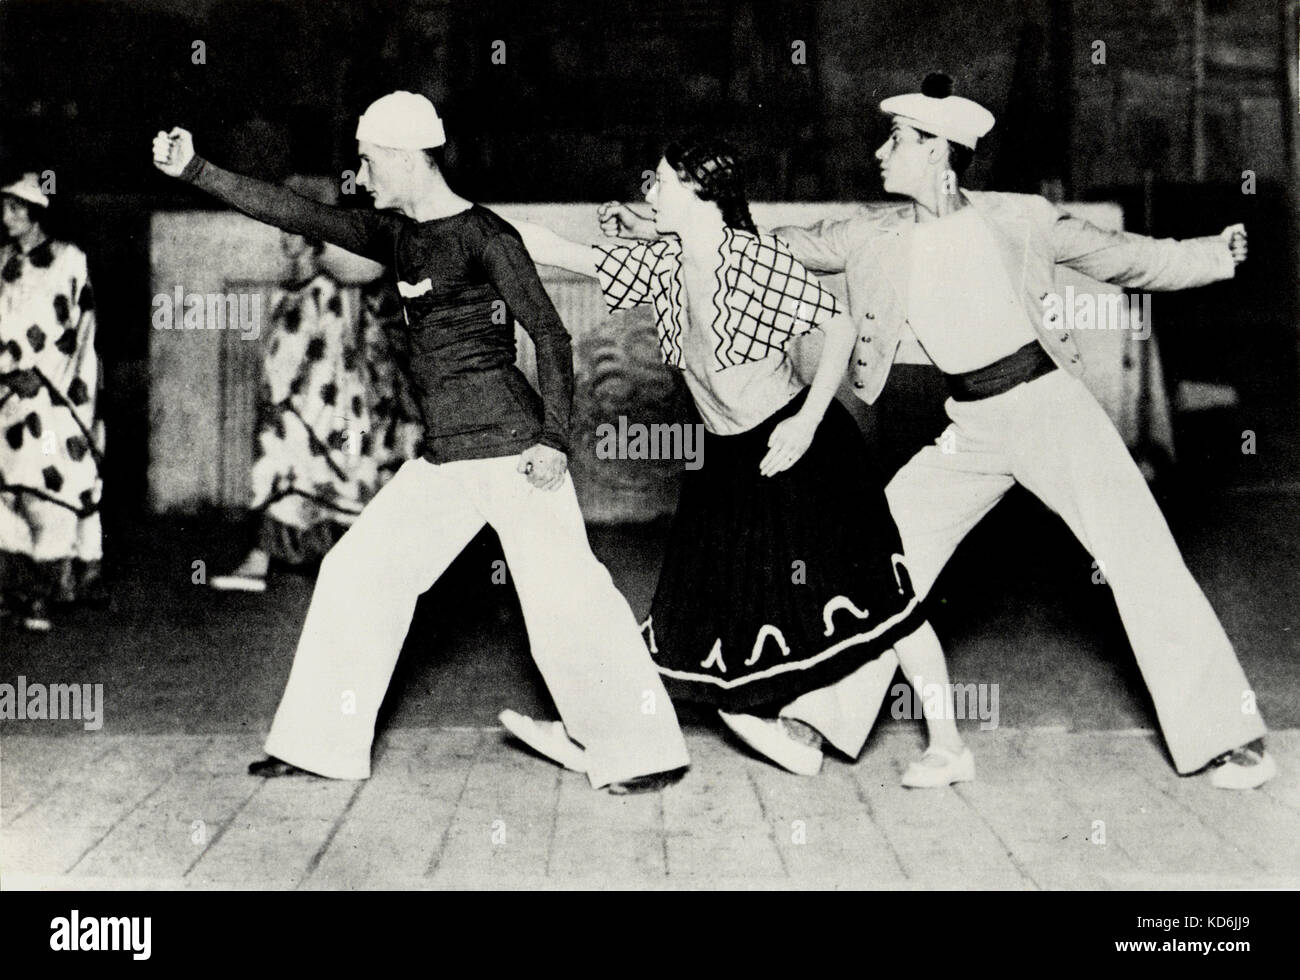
[0,0,1297,944]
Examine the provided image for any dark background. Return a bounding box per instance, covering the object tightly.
[2,0,1297,530]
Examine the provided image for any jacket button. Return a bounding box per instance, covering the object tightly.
[856,359,868,366]
[1060,334,1069,342]
[853,381,865,389]
[510,428,518,436]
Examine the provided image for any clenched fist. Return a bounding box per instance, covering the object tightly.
[1220,223,1248,265]
[597,201,656,240]
[152,127,196,178]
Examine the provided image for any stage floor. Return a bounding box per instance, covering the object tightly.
[3,486,1298,890]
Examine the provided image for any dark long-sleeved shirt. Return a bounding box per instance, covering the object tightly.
[179,155,573,462]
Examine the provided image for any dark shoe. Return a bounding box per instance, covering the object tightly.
[248,756,315,778]
[608,766,688,796]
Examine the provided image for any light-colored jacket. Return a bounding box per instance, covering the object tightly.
[773,191,1235,403]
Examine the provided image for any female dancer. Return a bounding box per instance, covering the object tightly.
[0,172,105,633]
[511,138,972,785]
[211,189,420,591]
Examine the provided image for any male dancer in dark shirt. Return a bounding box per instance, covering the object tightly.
[152,91,689,792]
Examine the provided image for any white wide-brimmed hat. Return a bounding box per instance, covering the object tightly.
[1,172,50,208]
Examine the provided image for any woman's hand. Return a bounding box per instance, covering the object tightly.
[598,202,657,240]
[152,128,195,178]
[759,410,820,477]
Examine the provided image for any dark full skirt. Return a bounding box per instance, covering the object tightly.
[645,391,926,712]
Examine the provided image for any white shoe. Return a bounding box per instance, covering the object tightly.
[901,745,975,788]
[210,574,267,593]
[718,711,823,776]
[1207,743,1277,790]
[498,709,586,772]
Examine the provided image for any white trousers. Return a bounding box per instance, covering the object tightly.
[786,370,1266,772]
[263,455,690,788]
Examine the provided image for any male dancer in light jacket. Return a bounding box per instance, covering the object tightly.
[602,74,1272,789]
[152,92,689,793]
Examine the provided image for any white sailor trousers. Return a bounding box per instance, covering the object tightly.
[788,369,1266,772]
[263,455,690,787]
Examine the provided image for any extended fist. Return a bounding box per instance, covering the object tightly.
[1220,223,1247,265]
[597,201,656,240]
[152,128,195,178]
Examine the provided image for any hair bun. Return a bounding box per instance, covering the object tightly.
[921,72,954,98]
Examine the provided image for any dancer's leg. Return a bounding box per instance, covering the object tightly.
[1010,374,1267,773]
[893,621,964,755]
[782,431,1015,757]
[263,458,484,778]
[470,458,690,788]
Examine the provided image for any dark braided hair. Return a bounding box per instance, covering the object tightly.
[662,136,758,235]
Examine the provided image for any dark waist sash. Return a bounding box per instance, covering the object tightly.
[945,341,1058,402]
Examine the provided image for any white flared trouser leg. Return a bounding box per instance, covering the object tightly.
[1007,374,1266,772]
[464,458,690,788]
[264,458,484,778]
[264,455,690,786]
[784,371,1266,772]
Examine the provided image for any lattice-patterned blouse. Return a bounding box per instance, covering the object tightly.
[592,228,840,434]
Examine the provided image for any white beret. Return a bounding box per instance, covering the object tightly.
[1,172,50,209]
[355,91,446,149]
[880,91,995,149]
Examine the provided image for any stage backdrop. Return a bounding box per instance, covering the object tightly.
[148,201,1172,523]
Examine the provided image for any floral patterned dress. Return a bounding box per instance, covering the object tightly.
[0,237,104,601]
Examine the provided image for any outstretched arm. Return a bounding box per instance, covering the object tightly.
[597,201,873,277]
[1043,197,1245,290]
[152,128,394,262]
[768,217,856,275]
[511,219,602,278]
[597,202,657,240]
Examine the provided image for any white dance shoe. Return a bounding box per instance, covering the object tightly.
[498,709,587,773]
[1207,741,1277,790]
[900,745,975,788]
[718,710,823,776]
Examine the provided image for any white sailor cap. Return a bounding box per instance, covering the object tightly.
[1,172,50,209]
[880,73,995,150]
[355,91,446,150]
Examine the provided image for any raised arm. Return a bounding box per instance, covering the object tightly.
[1041,197,1243,291]
[152,128,394,262]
